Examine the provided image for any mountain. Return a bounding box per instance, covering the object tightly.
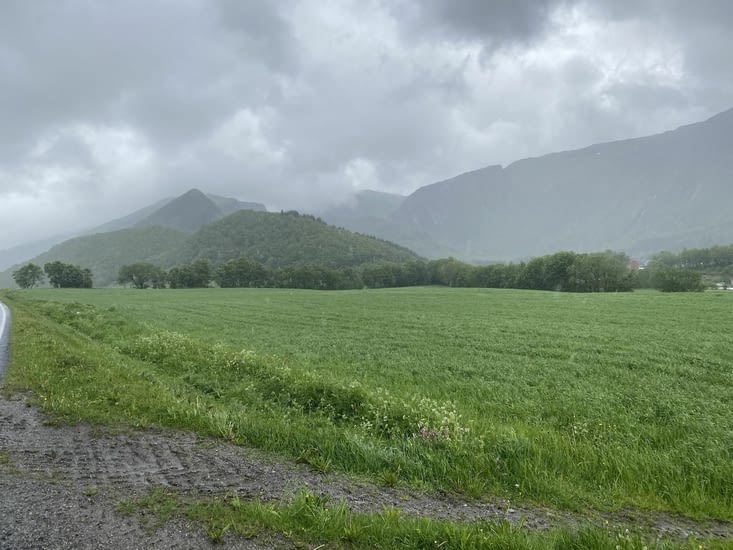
[90,196,174,234]
[1,209,419,288]
[320,190,405,222]
[165,210,419,269]
[0,189,268,272]
[207,194,267,217]
[91,191,266,235]
[318,190,458,258]
[136,189,222,233]
[347,107,733,261]
[0,226,188,288]
[135,189,268,233]
[318,190,406,237]
[0,235,77,273]
[0,196,176,272]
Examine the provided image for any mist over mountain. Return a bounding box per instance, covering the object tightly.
[325,107,733,261]
[0,226,188,288]
[136,189,222,233]
[206,194,267,217]
[3,107,733,285]
[0,190,267,271]
[0,206,417,288]
[318,191,405,235]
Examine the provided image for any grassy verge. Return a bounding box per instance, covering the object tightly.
[119,488,727,549]
[1,288,731,529]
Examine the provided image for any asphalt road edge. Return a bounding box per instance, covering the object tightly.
[0,301,11,380]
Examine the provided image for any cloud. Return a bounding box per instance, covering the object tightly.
[1,0,732,250]
[390,0,568,46]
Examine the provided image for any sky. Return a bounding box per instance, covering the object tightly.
[1,0,732,250]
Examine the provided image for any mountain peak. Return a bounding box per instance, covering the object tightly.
[132,189,267,234]
[136,189,222,233]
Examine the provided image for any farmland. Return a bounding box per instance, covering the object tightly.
[1,287,732,546]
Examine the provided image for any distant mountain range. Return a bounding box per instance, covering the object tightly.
[320,107,733,261]
[0,195,417,287]
[0,190,266,272]
[3,107,733,286]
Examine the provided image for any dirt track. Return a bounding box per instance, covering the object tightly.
[1,392,731,548]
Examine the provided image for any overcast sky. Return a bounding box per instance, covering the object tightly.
[1,0,732,250]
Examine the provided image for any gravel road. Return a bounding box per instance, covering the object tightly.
[1,392,732,548]
[0,391,557,549]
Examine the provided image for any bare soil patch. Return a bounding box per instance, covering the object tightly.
[0,392,730,548]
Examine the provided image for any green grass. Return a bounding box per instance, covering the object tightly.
[2,288,732,527]
[118,488,721,549]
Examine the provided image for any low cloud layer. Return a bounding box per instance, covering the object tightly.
[1,0,732,249]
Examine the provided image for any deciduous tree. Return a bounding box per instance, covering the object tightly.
[12,263,44,288]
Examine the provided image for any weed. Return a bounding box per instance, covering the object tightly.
[380,467,401,487]
[295,448,332,473]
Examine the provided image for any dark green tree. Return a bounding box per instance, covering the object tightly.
[168,259,211,288]
[43,261,66,288]
[428,258,475,287]
[543,251,577,291]
[214,257,271,288]
[397,260,430,287]
[568,251,633,292]
[362,263,398,288]
[118,263,167,289]
[189,259,212,287]
[517,257,546,289]
[12,263,45,288]
[653,268,705,292]
[44,261,93,288]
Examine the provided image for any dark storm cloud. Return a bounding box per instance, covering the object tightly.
[391,0,572,45]
[588,0,733,23]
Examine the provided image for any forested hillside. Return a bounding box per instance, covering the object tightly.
[2,210,419,288]
[0,226,188,287]
[165,210,419,269]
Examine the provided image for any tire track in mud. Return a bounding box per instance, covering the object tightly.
[1,393,731,547]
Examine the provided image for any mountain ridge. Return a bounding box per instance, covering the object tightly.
[0,190,268,270]
[0,208,419,287]
[4,107,733,276]
[341,106,733,260]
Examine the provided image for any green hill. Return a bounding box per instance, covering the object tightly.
[166,210,420,269]
[1,210,419,288]
[1,226,187,288]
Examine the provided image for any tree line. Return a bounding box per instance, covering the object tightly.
[12,261,93,289]
[648,244,733,275]
[10,249,707,292]
[115,250,703,292]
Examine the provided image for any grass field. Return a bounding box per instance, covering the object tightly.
[1,287,732,546]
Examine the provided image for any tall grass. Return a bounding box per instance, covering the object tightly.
[120,488,722,549]
[2,288,732,522]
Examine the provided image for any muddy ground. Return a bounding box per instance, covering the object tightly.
[0,392,731,549]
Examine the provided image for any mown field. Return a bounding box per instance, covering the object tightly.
[1,287,732,547]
